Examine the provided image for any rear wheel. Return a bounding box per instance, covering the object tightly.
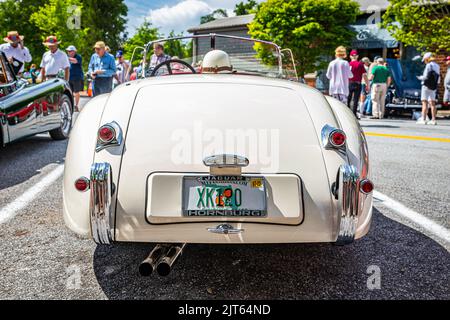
[49,94,72,140]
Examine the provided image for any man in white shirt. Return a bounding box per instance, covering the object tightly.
[40,35,70,81]
[326,46,353,104]
[0,31,32,74]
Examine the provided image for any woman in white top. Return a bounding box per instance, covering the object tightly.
[326,46,353,103]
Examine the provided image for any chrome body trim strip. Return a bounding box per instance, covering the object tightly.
[203,154,249,168]
[89,162,115,244]
[207,224,244,234]
[95,121,123,152]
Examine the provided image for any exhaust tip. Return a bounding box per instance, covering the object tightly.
[138,262,154,277]
[156,263,171,277]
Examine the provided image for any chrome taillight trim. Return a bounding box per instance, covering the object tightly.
[74,177,90,192]
[336,164,360,245]
[359,179,374,195]
[321,124,346,150]
[96,121,123,152]
[89,162,115,244]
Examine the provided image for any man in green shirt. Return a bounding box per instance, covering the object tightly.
[369,58,391,119]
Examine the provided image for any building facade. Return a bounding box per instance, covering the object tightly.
[187,0,448,102]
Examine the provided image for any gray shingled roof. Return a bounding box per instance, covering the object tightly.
[187,1,391,33]
[187,14,255,33]
[358,0,390,13]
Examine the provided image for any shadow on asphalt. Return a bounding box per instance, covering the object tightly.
[93,208,450,300]
[0,135,66,190]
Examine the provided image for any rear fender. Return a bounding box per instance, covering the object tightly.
[63,94,109,236]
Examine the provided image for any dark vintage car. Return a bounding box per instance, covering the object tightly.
[0,52,73,146]
[385,58,441,115]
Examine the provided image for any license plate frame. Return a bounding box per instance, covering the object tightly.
[182,175,267,217]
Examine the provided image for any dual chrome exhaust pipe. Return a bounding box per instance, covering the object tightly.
[139,243,186,277]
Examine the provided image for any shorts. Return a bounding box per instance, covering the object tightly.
[69,79,84,93]
[421,86,436,102]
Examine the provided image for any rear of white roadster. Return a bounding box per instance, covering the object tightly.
[62,35,373,276]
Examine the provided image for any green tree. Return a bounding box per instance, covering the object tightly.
[123,20,159,65]
[164,31,188,59]
[248,0,360,77]
[200,9,228,24]
[234,0,258,15]
[82,0,128,52]
[382,0,450,52]
[0,0,48,66]
[30,0,90,68]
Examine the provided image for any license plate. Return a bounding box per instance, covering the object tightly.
[182,176,267,217]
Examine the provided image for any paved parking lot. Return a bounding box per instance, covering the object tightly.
[0,99,448,299]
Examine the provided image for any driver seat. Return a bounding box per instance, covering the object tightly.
[202,50,233,74]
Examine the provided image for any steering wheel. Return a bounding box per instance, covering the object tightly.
[150,59,196,77]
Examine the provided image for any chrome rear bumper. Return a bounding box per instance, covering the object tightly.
[336,164,372,245]
[90,162,115,244]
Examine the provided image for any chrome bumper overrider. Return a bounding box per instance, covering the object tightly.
[90,162,115,244]
[336,164,363,245]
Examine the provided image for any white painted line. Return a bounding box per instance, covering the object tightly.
[0,165,64,224]
[374,191,450,244]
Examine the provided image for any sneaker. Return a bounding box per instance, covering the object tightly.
[416,119,427,124]
[427,120,437,125]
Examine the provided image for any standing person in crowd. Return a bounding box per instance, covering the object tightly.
[0,31,32,74]
[369,57,391,119]
[40,36,70,81]
[88,41,116,96]
[114,50,130,86]
[417,52,440,125]
[66,45,84,112]
[444,56,450,106]
[326,46,353,103]
[29,64,38,84]
[360,57,371,114]
[348,50,369,117]
[149,42,171,69]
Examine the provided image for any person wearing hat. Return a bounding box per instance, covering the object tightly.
[88,41,116,96]
[40,35,70,82]
[66,45,84,111]
[114,50,130,86]
[417,52,440,125]
[348,50,369,117]
[326,46,353,104]
[444,56,450,106]
[369,57,391,119]
[0,31,32,74]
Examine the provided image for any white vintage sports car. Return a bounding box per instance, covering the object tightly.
[63,34,373,277]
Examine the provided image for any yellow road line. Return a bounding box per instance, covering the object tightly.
[364,132,450,143]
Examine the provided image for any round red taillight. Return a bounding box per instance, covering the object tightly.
[98,125,115,143]
[75,177,90,192]
[360,179,374,194]
[330,130,346,147]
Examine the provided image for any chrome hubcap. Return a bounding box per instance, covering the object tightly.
[60,101,72,136]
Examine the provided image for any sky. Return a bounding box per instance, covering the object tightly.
[125,0,261,37]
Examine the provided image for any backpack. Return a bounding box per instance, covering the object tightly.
[424,69,439,90]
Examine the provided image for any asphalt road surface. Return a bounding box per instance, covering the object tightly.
[0,97,448,300]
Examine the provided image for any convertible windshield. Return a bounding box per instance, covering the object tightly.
[132,34,297,80]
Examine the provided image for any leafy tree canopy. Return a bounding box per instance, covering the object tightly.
[382,0,450,52]
[200,8,228,24]
[234,0,259,15]
[0,0,128,70]
[248,0,360,77]
[123,20,159,65]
